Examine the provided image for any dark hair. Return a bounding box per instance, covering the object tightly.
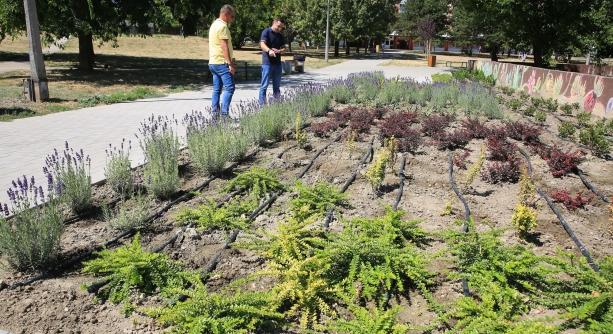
[273,17,285,24]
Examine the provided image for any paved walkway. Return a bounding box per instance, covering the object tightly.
[0,58,447,203]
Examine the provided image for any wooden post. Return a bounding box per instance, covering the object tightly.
[23,0,49,101]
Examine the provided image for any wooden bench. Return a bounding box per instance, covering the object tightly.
[445,61,467,68]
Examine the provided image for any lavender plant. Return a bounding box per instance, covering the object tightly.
[0,175,63,271]
[44,142,92,213]
[105,195,151,232]
[185,111,250,175]
[104,139,133,198]
[137,115,180,199]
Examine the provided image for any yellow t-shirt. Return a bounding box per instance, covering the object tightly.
[208,18,234,64]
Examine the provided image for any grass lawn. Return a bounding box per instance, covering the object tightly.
[0,34,345,121]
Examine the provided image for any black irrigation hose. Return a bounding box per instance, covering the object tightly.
[446,152,472,297]
[200,192,280,282]
[276,144,297,159]
[576,169,611,203]
[198,131,345,282]
[297,133,343,179]
[518,147,600,272]
[447,152,471,227]
[2,154,256,292]
[392,154,407,211]
[324,137,375,229]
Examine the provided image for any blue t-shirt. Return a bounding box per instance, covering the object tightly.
[260,27,286,65]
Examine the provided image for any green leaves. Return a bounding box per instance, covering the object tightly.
[290,181,349,221]
[175,197,257,231]
[82,234,198,313]
[224,166,285,199]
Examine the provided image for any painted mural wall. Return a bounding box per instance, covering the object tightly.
[474,60,613,119]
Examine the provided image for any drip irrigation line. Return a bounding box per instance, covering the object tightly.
[201,192,280,282]
[325,137,375,229]
[199,131,344,282]
[518,147,600,272]
[2,152,256,292]
[297,133,342,179]
[276,144,297,159]
[447,152,471,226]
[393,154,407,211]
[576,169,610,203]
[447,151,472,297]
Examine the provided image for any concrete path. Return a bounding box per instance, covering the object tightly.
[0,59,448,203]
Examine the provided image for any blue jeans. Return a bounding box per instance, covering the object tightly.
[259,63,282,105]
[209,64,235,116]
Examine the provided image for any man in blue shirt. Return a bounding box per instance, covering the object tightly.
[259,18,287,105]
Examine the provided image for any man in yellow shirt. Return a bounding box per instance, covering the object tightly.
[208,5,236,120]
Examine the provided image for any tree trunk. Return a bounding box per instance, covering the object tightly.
[488,43,500,62]
[78,33,95,71]
[334,40,339,57]
[533,44,544,67]
[345,42,350,56]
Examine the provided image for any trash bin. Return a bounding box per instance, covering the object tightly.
[427,55,437,67]
[282,60,293,75]
[293,55,306,73]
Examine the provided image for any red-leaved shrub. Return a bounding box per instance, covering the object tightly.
[453,150,470,169]
[310,119,340,137]
[370,107,388,120]
[550,189,592,210]
[486,126,508,140]
[506,121,542,142]
[397,128,423,153]
[462,118,490,139]
[486,137,517,161]
[481,158,521,183]
[379,111,419,139]
[334,108,354,125]
[545,147,584,177]
[434,129,472,150]
[348,108,375,133]
[421,114,454,136]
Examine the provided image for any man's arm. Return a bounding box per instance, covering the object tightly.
[219,39,236,75]
[260,31,276,58]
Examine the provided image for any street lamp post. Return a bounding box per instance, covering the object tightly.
[324,0,330,62]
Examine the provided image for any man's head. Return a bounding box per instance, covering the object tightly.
[271,18,285,33]
[219,5,235,24]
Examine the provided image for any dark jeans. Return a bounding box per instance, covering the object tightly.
[258,63,282,105]
[209,63,235,116]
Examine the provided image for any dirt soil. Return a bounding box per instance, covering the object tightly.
[1,97,611,333]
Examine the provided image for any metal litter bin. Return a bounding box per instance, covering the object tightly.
[293,55,306,73]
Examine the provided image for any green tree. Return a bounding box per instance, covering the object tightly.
[399,0,449,50]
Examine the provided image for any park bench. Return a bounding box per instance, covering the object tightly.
[445,60,467,68]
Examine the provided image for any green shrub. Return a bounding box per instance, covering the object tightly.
[542,254,613,332]
[560,103,574,115]
[290,181,349,221]
[148,283,284,333]
[104,140,133,197]
[240,103,294,145]
[375,80,413,106]
[105,196,151,232]
[0,176,63,271]
[544,98,558,113]
[452,69,496,86]
[558,121,576,139]
[534,110,547,123]
[577,112,592,127]
[175,197,257,231]
[431,73,453,83]
[138,116,181,199]
[511,203,538,236]
[579,123,611,157]
[329,84,352,104]
[508,99,522,111]
[500,86,515,96]
[328,305,409,334]
[224,166,285,199]
[524,106,536,117]
[82,234,198,313]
